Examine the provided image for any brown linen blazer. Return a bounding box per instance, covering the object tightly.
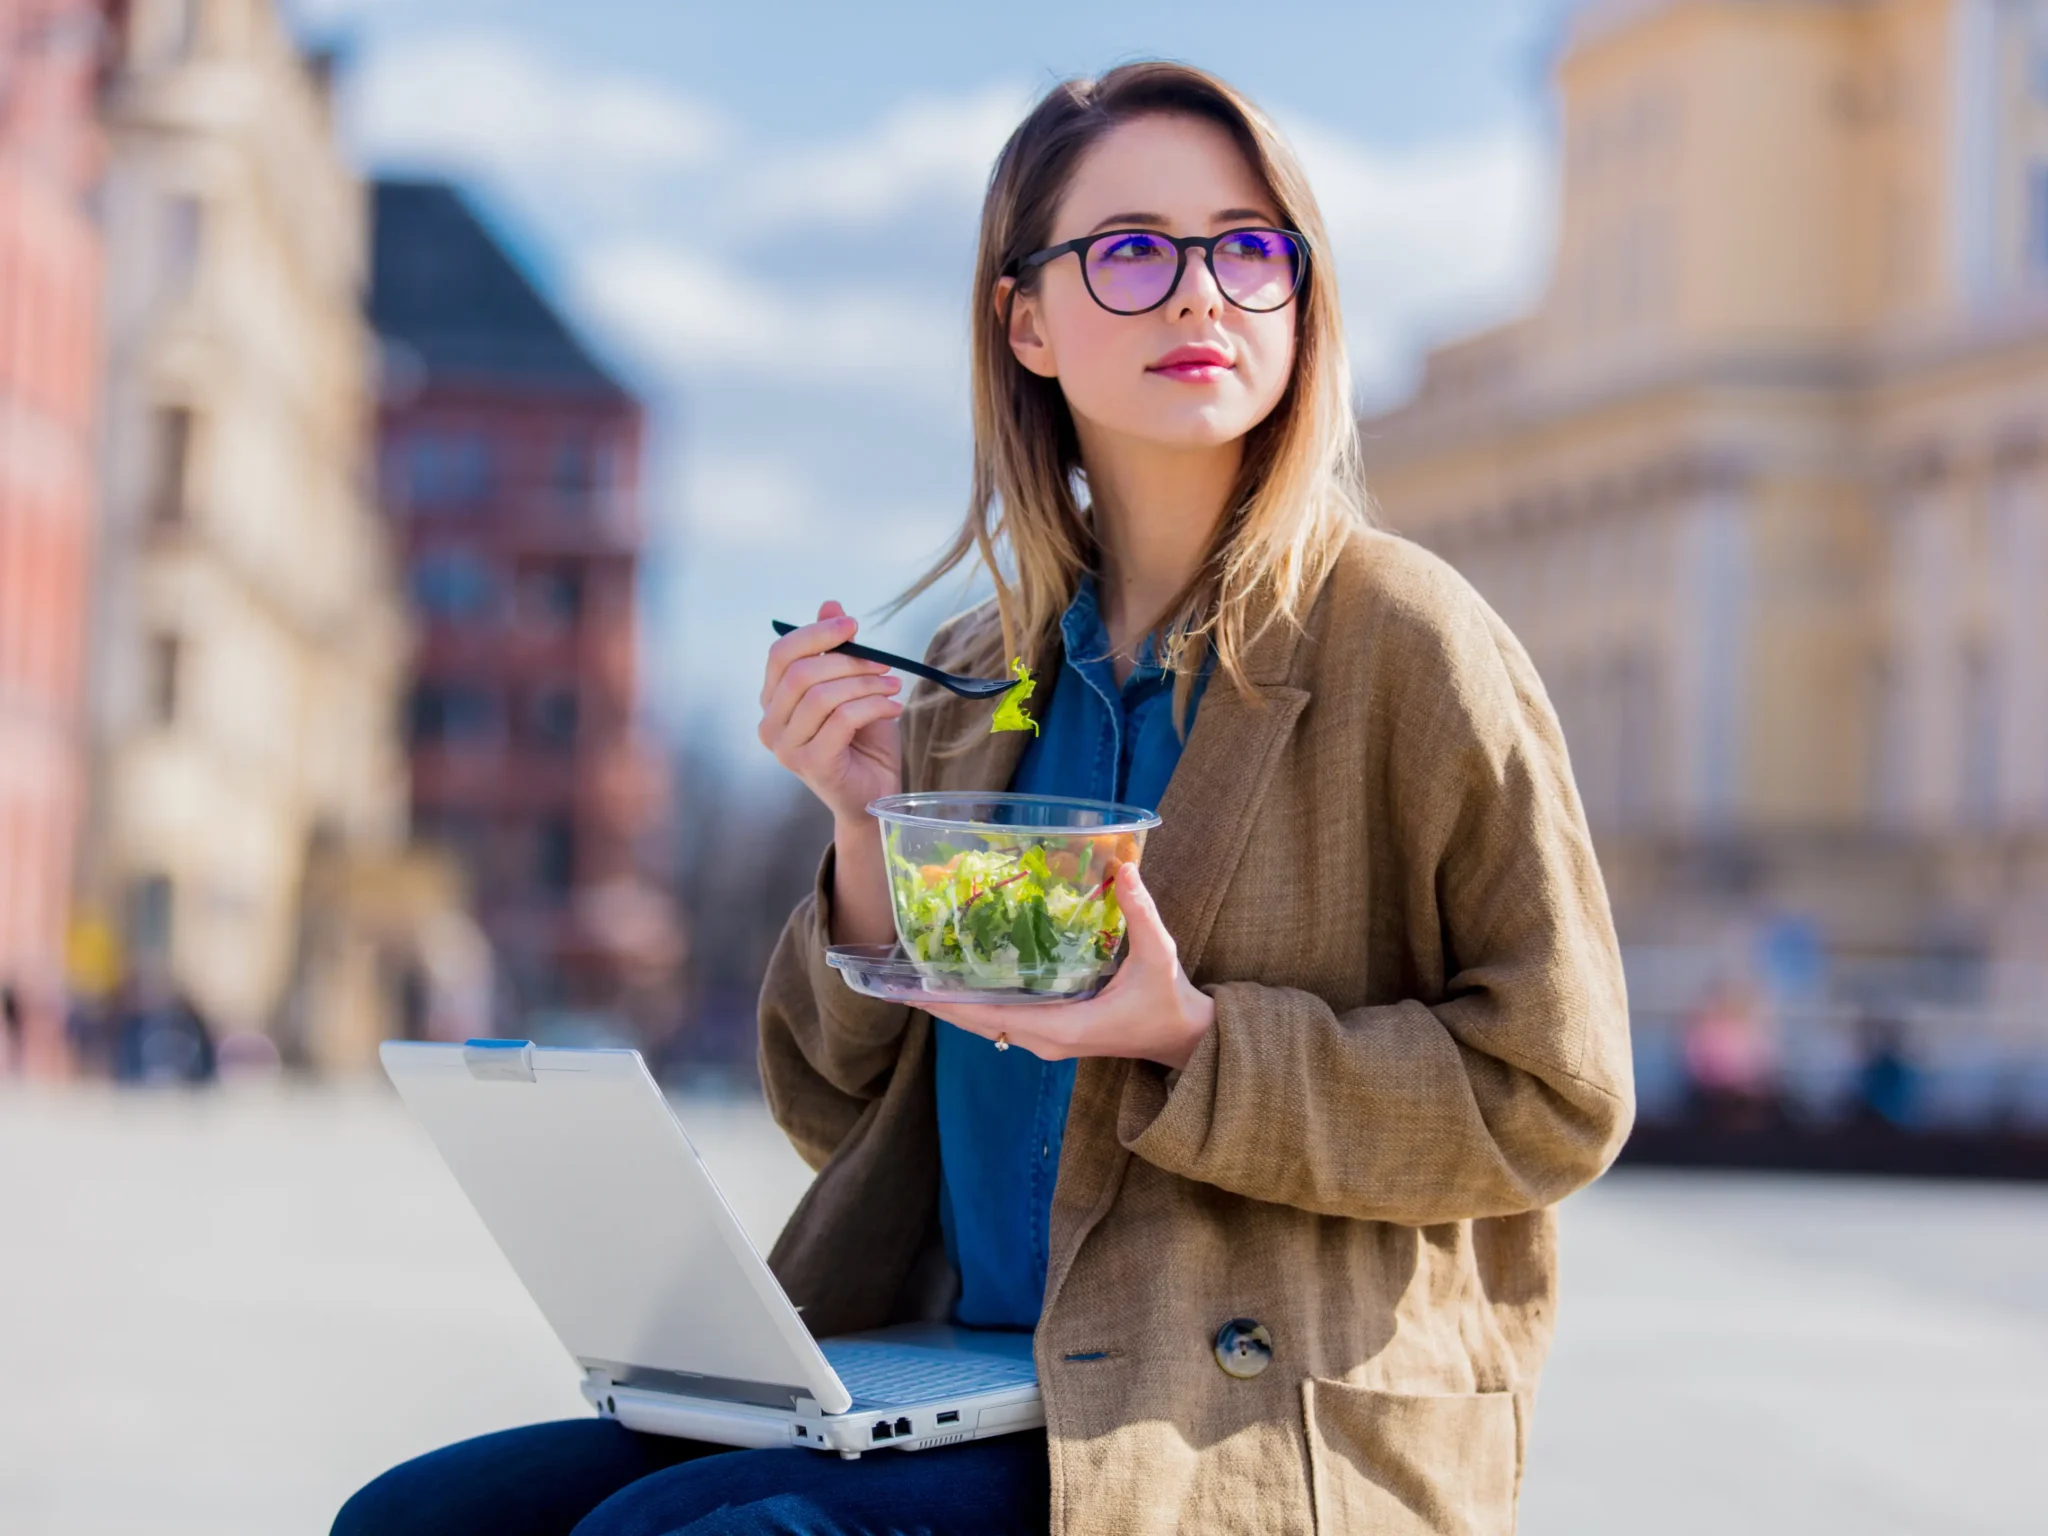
[757,527,1634,1535]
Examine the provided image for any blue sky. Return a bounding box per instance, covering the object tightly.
[292,0,1567,776]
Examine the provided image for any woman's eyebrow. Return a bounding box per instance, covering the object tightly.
[1086,211,1170,234]
[1083,207,1276,235]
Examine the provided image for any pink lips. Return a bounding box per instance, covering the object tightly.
[1147,343,1235,382]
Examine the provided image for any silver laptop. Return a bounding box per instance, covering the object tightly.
[380,1038,1042,1458]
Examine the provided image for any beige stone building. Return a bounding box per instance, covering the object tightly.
[81,0,417,1070]
[1360,0,2048,1088]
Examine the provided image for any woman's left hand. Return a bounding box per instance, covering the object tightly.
[935,862,1216,1071]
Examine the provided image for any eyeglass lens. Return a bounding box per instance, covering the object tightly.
[1083,229,1303,314]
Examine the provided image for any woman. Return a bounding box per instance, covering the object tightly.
[336,60,1631,1536]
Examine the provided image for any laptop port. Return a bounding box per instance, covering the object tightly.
[871,1421,893,1442]
[894,1417,912,1438]
[936,1410,959,1425]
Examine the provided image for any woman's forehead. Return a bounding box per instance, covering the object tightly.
[1053,115,1278,239]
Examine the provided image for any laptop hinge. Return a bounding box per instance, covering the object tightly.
[578,1358,812,1412]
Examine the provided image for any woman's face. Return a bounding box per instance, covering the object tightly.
[1001,113,1298,452]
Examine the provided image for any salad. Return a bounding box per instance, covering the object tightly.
[884,826,1142,993]
[990,658,1040,735]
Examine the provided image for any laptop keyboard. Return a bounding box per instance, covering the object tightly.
[821,1340,1038,1409]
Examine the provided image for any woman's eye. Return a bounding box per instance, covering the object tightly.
[1219,233,1275,261]
[1097,235,1170,263]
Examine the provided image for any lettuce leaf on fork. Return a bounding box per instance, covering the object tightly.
[990,656,1040,735]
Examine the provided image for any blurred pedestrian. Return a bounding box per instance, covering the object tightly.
[1850,1013,1917,1130]
[110,975,217,1086]
[1682,979,1780,1131]
[1,982,21,1074]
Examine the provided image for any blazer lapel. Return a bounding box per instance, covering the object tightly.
[1045,585,1321,1321]
[1139,674,1309,981]
[1131,586,1316,979]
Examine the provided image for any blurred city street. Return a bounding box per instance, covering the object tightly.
[6,4,2048,1531]
[0,1079,2042,1536]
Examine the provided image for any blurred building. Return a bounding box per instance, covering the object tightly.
[1361,0,2048,1059]
[368,179,678,1039]
[0,1,119,1074]
[82,0,416,1070]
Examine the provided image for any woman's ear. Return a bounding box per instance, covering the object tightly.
[997,276,1058,379]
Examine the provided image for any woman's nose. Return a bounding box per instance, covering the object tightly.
[1167,250,1226,319]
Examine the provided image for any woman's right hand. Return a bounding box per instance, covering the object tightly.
[758,599,905,828]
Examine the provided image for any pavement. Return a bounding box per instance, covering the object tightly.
[1,1077,2043,1535]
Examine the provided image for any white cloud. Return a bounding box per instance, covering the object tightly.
[1281,120,1552,400]
[679,458,821,549]
[574,242,967,401]
[733,82,1035,228]
[343,29,1547,456]
[679,456,955,555]
[345,31,726,189]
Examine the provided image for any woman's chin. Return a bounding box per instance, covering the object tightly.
[1098,407,1269,452]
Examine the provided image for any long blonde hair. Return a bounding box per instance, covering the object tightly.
[892,61,1369,733]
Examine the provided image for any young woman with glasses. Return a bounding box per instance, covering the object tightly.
[336,60,1632,1536]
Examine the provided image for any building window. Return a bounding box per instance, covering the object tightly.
[148,633,182,726]
[410,548,498,623]
[403,431,493,511]
[150,406,193,525]
[531,686,580,753]
[551,432,613,511]
[2030,164,2048,279]
[408,682,499,746]
[1614,649,1660,828]
[522,564,583,629]
[536,815,577,898]
[161,195,204,299]
[553,432,594,502]
[152,0,198,63]
[1869,654,1907,826]
[1960,648,2000,826]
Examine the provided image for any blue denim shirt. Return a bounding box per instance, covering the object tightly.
[933,576,1209,1330]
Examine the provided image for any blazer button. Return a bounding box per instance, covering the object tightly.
[1213,1318,1272,1379]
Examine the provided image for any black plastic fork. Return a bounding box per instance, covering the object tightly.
[770,620,1014,700]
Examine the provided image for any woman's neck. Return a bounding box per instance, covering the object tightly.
[1078,424,1241,670]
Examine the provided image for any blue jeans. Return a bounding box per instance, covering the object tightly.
[332,1419,1051,1536]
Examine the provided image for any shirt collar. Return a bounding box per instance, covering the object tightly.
[1061,574,1167,688]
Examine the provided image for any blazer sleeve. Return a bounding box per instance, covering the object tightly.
[755,610,981,1171]
[1116,585,1636,1226]
[757,843,917,1171]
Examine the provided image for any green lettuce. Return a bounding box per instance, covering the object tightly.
[990,657,1039,736]
[884,825,1125,993]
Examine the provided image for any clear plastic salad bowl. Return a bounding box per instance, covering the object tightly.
[835,791,1162,1005]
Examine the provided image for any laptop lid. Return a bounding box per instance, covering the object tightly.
[380,1040,853,1415]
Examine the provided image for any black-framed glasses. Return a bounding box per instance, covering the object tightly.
[1004,226,1309,315]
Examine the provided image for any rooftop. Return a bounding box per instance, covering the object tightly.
[368,178,632,403]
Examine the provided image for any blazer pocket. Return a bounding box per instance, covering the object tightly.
[1302,1379,1520,1536]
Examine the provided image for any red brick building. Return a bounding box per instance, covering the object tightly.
[368,179,676,1035]
[0,1,118,1071]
